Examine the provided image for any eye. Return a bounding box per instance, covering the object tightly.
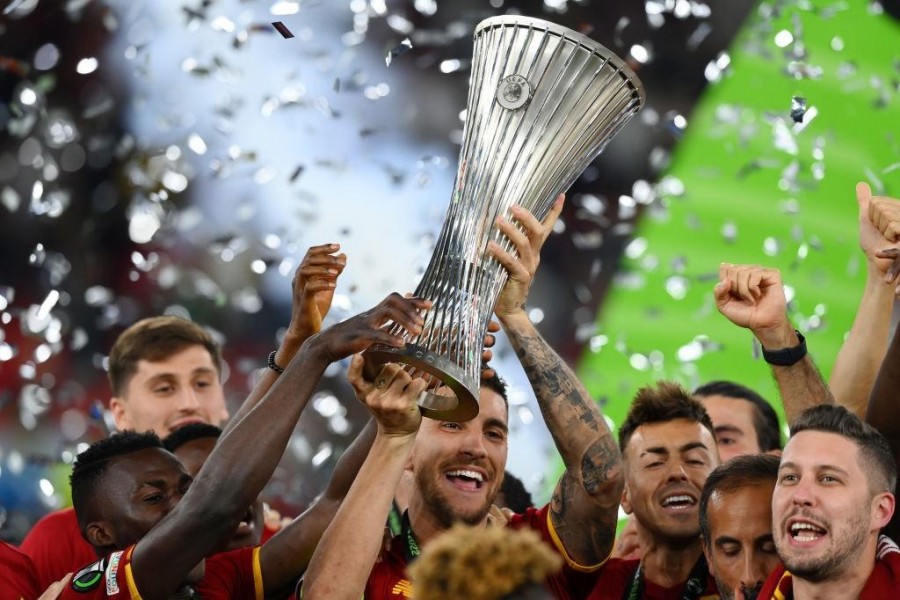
[143,493,163,504]
[195,380,211,389]
[717,437,736,446]
[154,385,173,395]
[441,422,461,431]
[645,461,663,469]
[760,539,777,554]
[720,545,741,558]
[820,475,840,484]
[485,429,506,442]
[779,473,798,484]
[687,459,706,466]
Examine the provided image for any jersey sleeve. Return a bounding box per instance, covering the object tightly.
[0,541,40,600]
[508,504,604,600]
[195,545,264,600]
[59,545,140,599]
[20,507,98,591]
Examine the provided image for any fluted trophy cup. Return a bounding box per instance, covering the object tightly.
[365,15,645,421]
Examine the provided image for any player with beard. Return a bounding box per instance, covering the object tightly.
[57,292,428,599]
[699,454,781,600]
[302,196,625,600]
[759,404,897,599]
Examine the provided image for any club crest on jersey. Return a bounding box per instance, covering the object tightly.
[71,557,107,593]
[106,550,124,594]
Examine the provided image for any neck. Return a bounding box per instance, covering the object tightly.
[639,531,704,589]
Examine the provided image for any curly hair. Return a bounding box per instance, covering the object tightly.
[408,524,562,600]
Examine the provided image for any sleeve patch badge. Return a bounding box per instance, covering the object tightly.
[72,557,108,593]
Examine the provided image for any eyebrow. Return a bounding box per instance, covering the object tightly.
[779,461,851,477]
[484,417,509,434]
[714,533,773,546]
[642,441,710,456]
[714,424,745,436]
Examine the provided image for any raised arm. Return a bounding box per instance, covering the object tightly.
[131,294,427,598]
[829,184,897,417]
[301,359,427,600]
[223,243,346,436]
[258,417,376,596]
[488,195,623,566]
[715,264,834,425]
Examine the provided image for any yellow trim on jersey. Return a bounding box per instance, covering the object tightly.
[252,546,264,600]
[545,508,608,573]
[124,547,143,599]
[773,570,792,600]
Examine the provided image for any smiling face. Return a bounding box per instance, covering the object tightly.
[622,418,719,541]
[110,344,228,436]
[699,395,764,462]
[773,431,887,583]
[704,482,780,600]
[409,387,509,528]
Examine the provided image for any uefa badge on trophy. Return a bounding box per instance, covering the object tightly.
[365,15,645,421]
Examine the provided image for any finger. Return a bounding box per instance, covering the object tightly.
[495,215,532,262]
[734,267,755,302]
[747,269,764,299]
[300,256,347,270]
[304,279,337,293]
[508,204,543,240]
[486,320,501,333]
[481,366,496,380]
[718,262,735,284]
[483,333,496,348]
[857,182,873,218]
[488,240,530,281]
[481,349,493,363]
[713,279,732,305]
[380,365,411,394]
[299,266,343,280]
[539,193,565,242]
[347,354,373,394]
[887,254,900,283]
[303,243,341,257]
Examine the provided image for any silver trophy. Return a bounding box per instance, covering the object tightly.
[366,15,645,421]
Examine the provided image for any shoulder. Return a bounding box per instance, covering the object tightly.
[0,541,39,597]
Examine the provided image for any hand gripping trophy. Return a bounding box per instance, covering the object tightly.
[366,15,645,421]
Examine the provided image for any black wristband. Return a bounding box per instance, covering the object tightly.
[762,331,807,367]
[267,350,285,374]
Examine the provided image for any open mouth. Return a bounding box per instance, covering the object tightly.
[788,519,827,544]
[445,469,485,492]
[660,493,696,510]
[235,507,255,535]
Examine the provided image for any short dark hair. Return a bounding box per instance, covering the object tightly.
[791,404,897,495]
[618,381,715,453]
[694,380,782,451]
[163,423,222,453]
[699,454,780,542]
[70,431,164,532]
[499,471,534,513]
[481,368,509,407]
[108,316,222,396]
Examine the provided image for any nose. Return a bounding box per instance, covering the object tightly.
[666,461,689,483]
[739,553,768,595]
[458,427,488,459]
[790,476,816,507]
[175,386,202,413]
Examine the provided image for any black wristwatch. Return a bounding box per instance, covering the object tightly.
[762,331,807,367]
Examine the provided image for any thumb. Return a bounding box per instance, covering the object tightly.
[857,181,873,219]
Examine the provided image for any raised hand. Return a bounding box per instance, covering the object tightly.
[38,573,72,600]
[857,183,900,277]
[348,357,426,437]
[714,264,796,348]
[309,293,430,364]
[489,194,564,321]
[869,188,900,244]
[288,243,347,339]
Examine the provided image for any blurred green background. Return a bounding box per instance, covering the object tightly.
[573,0,899,498]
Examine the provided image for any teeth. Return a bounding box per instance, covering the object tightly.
[791,522,825,534]
[447,469,484,482]
[662,495,694,506]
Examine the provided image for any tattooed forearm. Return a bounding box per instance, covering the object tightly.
[551,472,618,564]
[772,355,834,427]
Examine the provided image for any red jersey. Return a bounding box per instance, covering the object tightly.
[19,507,96,591]
[364,504,602,600]
[583,557,719,600]
[0,541,39,600]
[57,544,264,599]
[758,535,900,599]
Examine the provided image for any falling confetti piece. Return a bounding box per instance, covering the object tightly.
[385,38,413,66]
[790,95,807,123]
[271,21,294,39]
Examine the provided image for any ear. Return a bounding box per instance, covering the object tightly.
[620,484,633,515]
[700,534,712,564]
[85,521,115,549]
[872,492,895,531]
[109,397,130,431]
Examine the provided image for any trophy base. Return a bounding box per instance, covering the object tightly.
[364,343,480,422]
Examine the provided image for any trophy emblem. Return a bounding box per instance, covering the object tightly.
[365,16,645,421]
